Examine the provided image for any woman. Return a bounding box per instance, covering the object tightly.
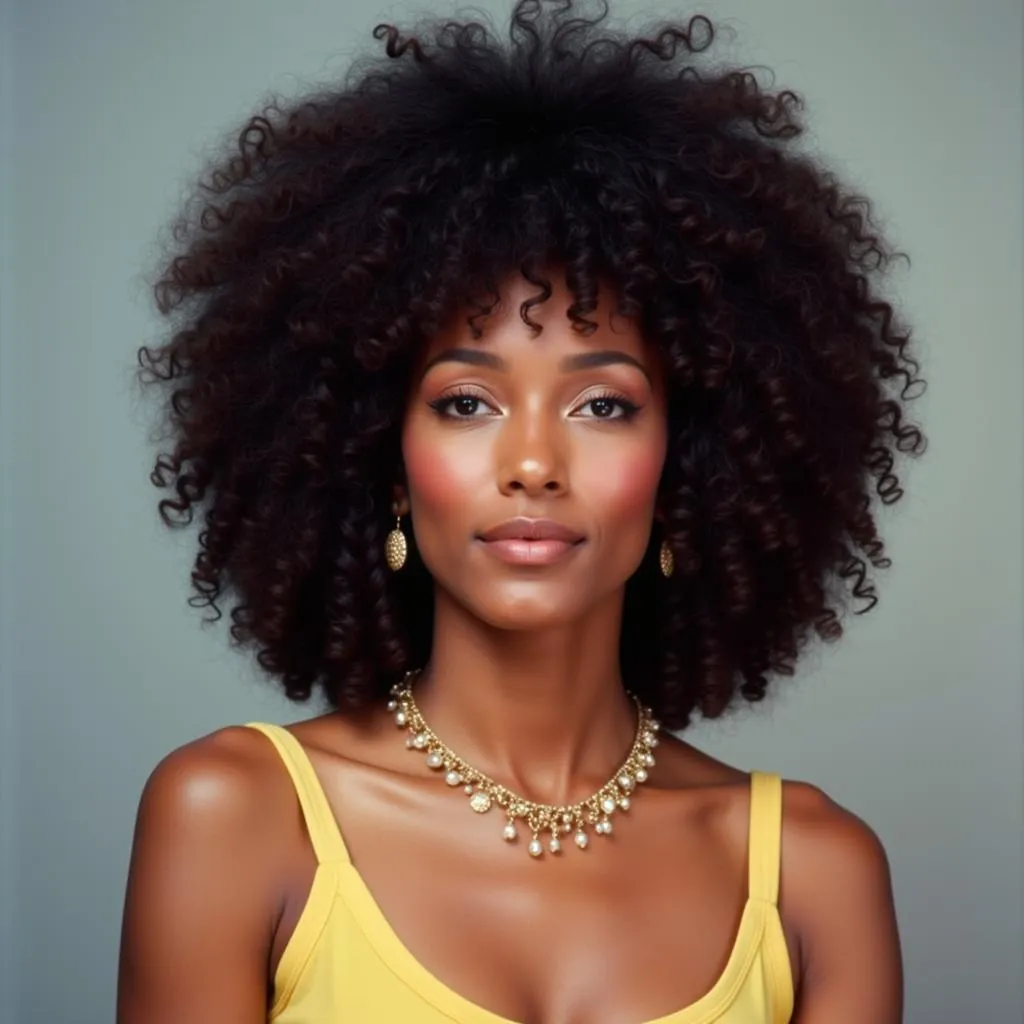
[119,2,923,1021]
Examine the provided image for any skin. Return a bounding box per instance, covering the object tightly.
[118,271,904,1023]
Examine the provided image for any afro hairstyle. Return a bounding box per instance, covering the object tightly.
[137,0,928,729]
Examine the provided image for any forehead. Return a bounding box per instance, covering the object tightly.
[419,271,650,362]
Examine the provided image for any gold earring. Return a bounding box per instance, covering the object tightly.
[659,537,674,578]
[385,514,408,572]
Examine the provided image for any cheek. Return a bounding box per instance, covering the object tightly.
[402,421,490,518]
[576,437,666,524]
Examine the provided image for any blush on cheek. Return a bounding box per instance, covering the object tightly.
[402,424,491,519]
[579,445,665,521]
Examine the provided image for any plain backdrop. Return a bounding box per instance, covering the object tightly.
[1,1,1022,1021]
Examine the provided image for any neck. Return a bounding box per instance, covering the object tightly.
[410,587,638,805]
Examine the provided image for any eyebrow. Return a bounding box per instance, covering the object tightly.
[421,347,652,384]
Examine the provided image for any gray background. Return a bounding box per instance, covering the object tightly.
[1,1,1021,1021]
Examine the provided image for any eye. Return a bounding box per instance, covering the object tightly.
[574,393,641,421]
[428,389,498,419]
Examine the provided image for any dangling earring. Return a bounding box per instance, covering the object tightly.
[385,514,408,572]
[659,536,674,578]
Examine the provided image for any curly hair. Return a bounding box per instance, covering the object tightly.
[136,0,927,730]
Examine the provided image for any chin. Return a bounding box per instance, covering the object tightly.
[466,585,591,632]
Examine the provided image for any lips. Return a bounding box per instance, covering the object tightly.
[477,517,585,544]
[476,517,585,567]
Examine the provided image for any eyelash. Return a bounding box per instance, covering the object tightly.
[428,387,641,422]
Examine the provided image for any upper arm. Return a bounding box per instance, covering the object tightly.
[782,782,903,1024]
[117,729,288,1024]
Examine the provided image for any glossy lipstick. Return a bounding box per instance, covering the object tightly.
[476,517,585,566]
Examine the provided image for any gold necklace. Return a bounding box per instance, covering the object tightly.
[387,669,661,858]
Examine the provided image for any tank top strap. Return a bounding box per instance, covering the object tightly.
[747,770,783,905]
[244,722,351,865]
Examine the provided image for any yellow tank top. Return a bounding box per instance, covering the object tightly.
[245,721,794,1024]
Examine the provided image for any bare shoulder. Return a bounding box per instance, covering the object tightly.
[118,725,305,1022]
[777,779,903,1019]
[135,724,295,840]
[657,738,894,907]
[125,723,305,931]
[778,779,894,897]
[661,734,892,881]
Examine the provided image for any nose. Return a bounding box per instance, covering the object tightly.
[496,405,568,498]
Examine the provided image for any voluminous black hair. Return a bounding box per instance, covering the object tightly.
[137,0,927,730]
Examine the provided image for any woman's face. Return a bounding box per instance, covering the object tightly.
[400,271,668,631]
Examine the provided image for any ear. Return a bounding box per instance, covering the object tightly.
[391,483,410,518]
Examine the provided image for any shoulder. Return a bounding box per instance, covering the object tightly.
[137,725,292,832]
[671,754,897,939]
[657,740,890,883]
[778,778,893,894]
[119,727,311,1018]
[776,778,902,999]
[130,724,307,880]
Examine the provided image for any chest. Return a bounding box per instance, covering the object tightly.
[309,785,754,1023]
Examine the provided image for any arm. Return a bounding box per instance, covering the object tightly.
[783,782,903,1023]
[117,729,287,1024]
